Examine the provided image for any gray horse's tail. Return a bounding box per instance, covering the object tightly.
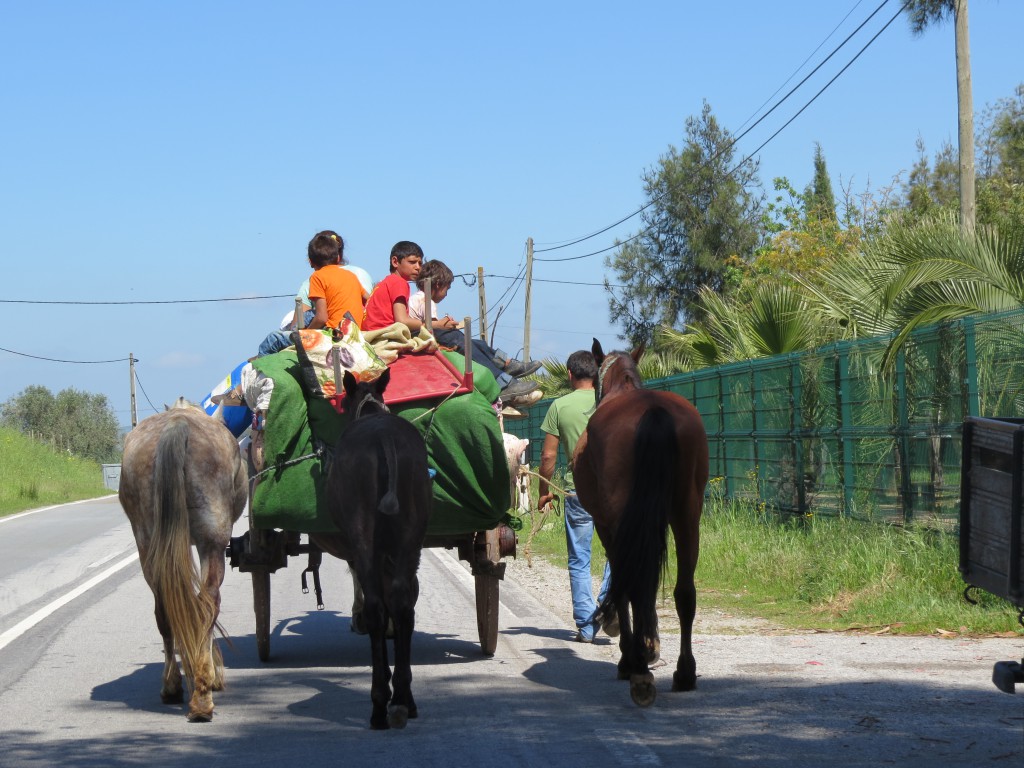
[150,416,217,680]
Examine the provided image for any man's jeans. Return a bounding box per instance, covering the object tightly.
[258,310,316,357]
[564,491,611,631]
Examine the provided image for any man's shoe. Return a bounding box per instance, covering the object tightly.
[575,626,596,643]
[499,378,540,400]
[504,359,543,378]
[504,389,543,409]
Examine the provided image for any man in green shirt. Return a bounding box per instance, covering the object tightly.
[537,350,613,643]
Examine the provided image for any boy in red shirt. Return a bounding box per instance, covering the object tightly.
[363,241,424,332]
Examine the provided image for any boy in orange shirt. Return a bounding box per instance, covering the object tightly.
[363,241,424,332]
[257,231,366,356]
[306,231,366,330]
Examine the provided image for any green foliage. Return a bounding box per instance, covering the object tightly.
[698,493,1020,635]
[523,482,1020,635]
[606,101,765,345]
[0,426,111,516]
[905,0,956,35]
[0,385,122,463]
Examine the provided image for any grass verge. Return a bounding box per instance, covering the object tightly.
[0,426,112,517]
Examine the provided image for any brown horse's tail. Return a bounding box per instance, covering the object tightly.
[598,404,678,645]
[147,416,217,683]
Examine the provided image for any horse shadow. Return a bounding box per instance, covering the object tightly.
[223,607,491,670]
[90,663,175,714]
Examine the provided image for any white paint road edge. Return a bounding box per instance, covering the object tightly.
[0,548,484,655]
[0,495,118,525]
[0,551,139,652]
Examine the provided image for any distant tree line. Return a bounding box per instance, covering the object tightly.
[1,386,122,463]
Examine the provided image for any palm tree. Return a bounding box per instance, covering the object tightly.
[906,0,976,230]
[868,214,1024,366]
[657,282,829,367]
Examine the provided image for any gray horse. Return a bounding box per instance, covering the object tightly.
[119,398,247,721]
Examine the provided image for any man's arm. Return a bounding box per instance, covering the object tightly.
[537,432,560,510]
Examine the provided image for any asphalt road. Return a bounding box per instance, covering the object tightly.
[0,497,1022,767]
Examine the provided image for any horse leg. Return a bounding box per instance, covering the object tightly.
[154,596,184,704]
[387,571,418,729]
[200,546,227,692]
[186,545,224,722]
[671,514,700,693]
[614,596,636,681]
[627,596,657,707]
[362,581,393,730]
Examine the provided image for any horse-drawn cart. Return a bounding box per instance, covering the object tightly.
[226,328,519,660]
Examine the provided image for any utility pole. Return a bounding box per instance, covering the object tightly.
[523,237,534,362]
[129,353,138,428]
[954,0,975,231]
[477,266,488,342]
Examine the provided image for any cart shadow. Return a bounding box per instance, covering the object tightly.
[224,607,494,670]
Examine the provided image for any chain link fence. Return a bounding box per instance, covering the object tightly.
[507,308,1024,527]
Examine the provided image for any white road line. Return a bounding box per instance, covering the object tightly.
[0,552,139,652]
[427,546,476,588]
[0,495,118,524]
[87,551,121,569]
[426,547,514,621]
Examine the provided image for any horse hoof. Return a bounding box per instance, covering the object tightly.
[161,689,184,705]
[672,670,697,692]
[388,705,409,729]
[370,714,390,731]
[187,708,214,723]
[630,672,657,707]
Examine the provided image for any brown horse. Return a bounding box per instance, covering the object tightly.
[326,370,432,730]
[573,340,709,706]
[119,398,247,721]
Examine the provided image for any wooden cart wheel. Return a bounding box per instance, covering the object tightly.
[475,571,500,656]
[252,569,272,662]
[474,527,502,656]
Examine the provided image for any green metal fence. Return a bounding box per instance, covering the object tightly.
[507,307,1024,526]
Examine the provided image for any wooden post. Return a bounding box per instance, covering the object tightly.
[423,277,433,335]
[477,267,487,342]
[129,353,138,428]
[954,0,975,231]
[524,237,533,362]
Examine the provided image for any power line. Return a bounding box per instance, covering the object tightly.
[134,369,159,414]
[0,295,292,305]
[733,0,868,134]
[532,0,899,256]
[535,231,645,263]
[484,274,625,288]
[0,346,129,364]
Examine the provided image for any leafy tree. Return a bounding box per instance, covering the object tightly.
[1,386,121,463]
[806,142,836,220]
[906,0,976,230]
[606,101,765,345]
[903,137,959,219]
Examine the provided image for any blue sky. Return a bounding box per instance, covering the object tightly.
[1,1,1022,428]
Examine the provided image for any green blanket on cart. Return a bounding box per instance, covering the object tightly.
[249,349,510,536]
